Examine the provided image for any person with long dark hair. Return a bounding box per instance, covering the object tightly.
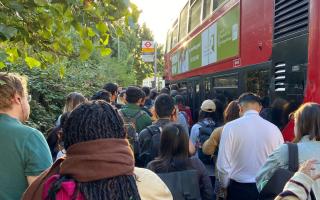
[148,123,214,200]
[23,101,172,200]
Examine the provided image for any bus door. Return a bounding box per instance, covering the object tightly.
[204,77,214,99]
[186,81,195,119]
[178,82,189,106]
[185,77,202,122]
[193,78,204,122]
[244,65,272,102]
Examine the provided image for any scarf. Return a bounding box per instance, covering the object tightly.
[22,138,134,200]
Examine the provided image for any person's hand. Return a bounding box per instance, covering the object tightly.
[299,160,320,181]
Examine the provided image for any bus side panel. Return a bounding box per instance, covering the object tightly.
[305,0,320,102]
[240,0,273,66]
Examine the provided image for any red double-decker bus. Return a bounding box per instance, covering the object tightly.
[164,0,320,141]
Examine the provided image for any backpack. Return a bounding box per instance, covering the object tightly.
[118,110,144,156]
[158,170,201,200]
[139,125,162,167]
[43,174,85,200]
[197,121,217,165]
[179,111,189,126]
[258,143,316,200]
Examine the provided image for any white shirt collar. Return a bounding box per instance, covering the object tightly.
[243,110,259,116]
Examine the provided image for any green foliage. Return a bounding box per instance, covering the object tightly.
[0,0,135,68]
[4,49,137,132]
[0,0,162,133]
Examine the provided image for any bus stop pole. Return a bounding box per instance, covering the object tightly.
[154,42,157,89]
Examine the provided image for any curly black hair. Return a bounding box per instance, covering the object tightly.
[48,101,141,200]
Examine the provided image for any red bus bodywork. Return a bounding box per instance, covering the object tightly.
[282,0,320,141]
[164,0,319,142]
[165,0,274,81]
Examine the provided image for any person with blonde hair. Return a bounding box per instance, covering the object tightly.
[56,92,86,126]
[0,73,52,199]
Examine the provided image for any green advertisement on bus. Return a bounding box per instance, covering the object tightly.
[171,4,240,75]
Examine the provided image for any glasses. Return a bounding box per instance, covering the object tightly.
[27,95,32,102]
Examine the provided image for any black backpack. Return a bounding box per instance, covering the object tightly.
[259,143,316,200]
[118,110,144,156]
[197,121,217,165]
[138,125,162,167]
[158,170,201,200]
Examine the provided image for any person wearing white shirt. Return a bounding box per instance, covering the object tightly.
[216,93,284,200]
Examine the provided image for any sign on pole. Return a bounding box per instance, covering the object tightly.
[142,41,155,62]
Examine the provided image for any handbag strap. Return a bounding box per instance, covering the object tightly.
[311,190,316,200]
[287,143,299,172]
[288,143,316,200]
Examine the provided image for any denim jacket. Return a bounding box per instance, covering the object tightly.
[256,136,320,199]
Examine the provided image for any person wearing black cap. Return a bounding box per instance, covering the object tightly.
[216,93,283,200]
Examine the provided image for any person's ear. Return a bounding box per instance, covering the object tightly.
[172,107,177,116]
[238,105,244,116]
[258,104,263,112]
[12,93,22,105]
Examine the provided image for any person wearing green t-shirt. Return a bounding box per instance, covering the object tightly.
[0,73,53,200]
[119,86,152,133]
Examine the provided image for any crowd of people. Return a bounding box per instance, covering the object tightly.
[0,72,320,200]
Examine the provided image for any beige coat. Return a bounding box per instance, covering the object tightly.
[134,167,173,200]
[202,126,224,156]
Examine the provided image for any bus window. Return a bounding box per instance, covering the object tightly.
[166,31,172,52]
[214,74,238,88]
[246,69,270,97]
[172,23,179,47]
[187,81,195,118]
[213,0,228,11]
[204,78,212,99]
[179,4,189,41]
[194,81,201,121]
[213,74,239,103]
[203,0,212,20]
[179,82,189,105]
[189,0,202,32]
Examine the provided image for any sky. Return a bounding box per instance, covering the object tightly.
[131,0,188,45]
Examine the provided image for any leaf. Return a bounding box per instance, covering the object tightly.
[100,35,109,46]
[122,0,130,6]
[0,62,5,69]
[64,8,73,22]
[83,39,93,51]
[0,50,7,61]
[52,42,60,51]
[6,48,18,63]
[25,57,41,68]
[0,24,18,40]
[34,0,48,6]
[96,22,108,34]
[100,48,112,57]
[87,27,96,37]
[8,1,24,12]
[41,51,54,64]
[59,65,65,78]
[79,47,90,60]
[79,39,93,60]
